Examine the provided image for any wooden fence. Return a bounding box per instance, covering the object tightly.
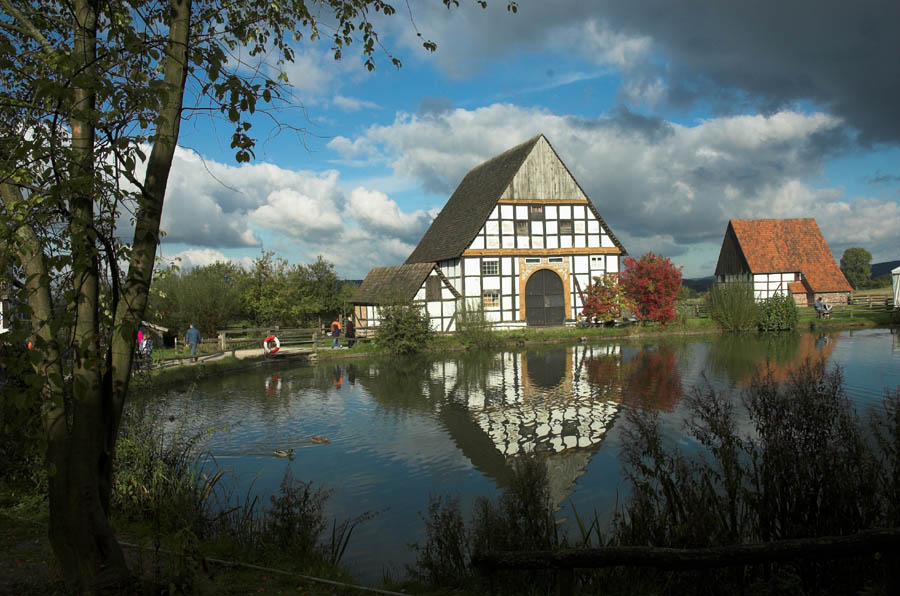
[683,294,895,320]
[473,528,900,596]
[216,326,375,351]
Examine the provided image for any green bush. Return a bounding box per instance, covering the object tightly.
[705,282,758,331]
[455,300,500,349]
[757,291,798,331]
[375,301,434,355]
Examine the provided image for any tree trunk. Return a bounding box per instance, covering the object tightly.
[36,0,192,591]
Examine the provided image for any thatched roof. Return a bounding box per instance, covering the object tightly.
[350,262,437,304]
[405,136,542,264]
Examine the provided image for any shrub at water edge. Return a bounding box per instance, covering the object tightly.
[374,300,434,355]
[757,291,798,331]
[705,282,758,332]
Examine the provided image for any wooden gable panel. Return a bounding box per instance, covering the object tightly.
[714,223,750,277]
[501,136,588,202]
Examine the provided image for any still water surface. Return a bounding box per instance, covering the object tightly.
[156,328,900,581]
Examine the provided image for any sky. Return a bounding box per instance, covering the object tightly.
[156,0,900,279]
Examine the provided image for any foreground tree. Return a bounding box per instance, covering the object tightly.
[0,1,513,590]
[839,247,872,289]
[618,252,683,324]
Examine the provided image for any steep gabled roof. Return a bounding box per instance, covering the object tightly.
[406,136,541,264]
[350,262,437,304]
[726,218,852,293]
[405,135,627,264]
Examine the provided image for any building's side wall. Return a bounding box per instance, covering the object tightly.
[354,267,460,333]
[752,272,799,301]
[816,292,850,306]
[716,272,804,303]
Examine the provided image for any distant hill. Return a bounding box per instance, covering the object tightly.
[683,276,715,293]
[871,260,900,278]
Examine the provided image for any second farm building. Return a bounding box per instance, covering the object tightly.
[351,135,627,331]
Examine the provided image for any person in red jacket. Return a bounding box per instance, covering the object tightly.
[330,316,342,349]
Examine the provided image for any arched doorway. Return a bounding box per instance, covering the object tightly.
[525,269,565,326]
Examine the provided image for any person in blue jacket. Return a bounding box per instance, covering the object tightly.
[185,324,201,361]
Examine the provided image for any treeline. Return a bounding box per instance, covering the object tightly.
[149,252,355,337]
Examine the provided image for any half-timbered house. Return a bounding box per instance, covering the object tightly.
[714,218,852,306]
[351,134,627,331]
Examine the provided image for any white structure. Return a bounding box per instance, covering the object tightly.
[892,265,900,309]
[352,135,626,331]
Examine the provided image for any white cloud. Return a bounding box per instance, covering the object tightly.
[143,146,440,278]
[333,95,380,112]
[346,187,436,242]
[328,103,900,276]
[250,186,344,240]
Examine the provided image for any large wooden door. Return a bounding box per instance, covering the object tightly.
[525,269,565,326]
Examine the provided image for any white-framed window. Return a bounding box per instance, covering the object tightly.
[559,220,573,234]
[516,220,529,235]
[481,260,499,276]
[548,257,564,263]
[482,291,500,308]
[529,205,544,220]
[525,257,541,264]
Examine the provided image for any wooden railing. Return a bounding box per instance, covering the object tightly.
[472,528,900,596]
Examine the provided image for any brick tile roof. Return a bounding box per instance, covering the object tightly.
[729,218,852,293]
[787,281,806,294]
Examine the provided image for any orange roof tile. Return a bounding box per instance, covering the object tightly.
[787,281,806,294]
[729,218,852,293]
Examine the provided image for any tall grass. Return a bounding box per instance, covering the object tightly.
[605,358,899,595]
[410,360,900,595]
[455,300,501,349]
[706,281,758,331]
[410,458,559,594]
[113,395,373,588]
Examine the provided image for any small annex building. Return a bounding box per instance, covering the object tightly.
[351,134,627,331]
[714,218,852,306]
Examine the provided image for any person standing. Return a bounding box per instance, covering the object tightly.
[345,317,355,348]
[185,324,201,361]
[814,297,824,319]
[330,316,342,349]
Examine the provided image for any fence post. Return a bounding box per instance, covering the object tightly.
[218,332,226,350]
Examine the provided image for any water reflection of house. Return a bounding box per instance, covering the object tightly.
[425,345,622,505]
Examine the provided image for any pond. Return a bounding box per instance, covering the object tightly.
[154,328,900,581]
